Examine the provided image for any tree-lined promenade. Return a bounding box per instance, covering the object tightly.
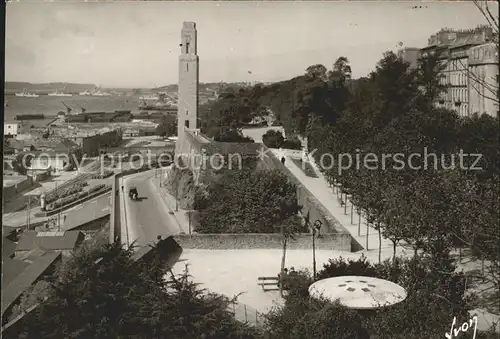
[198,48,499,320]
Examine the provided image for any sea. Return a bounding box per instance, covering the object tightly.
[3,94,145,122]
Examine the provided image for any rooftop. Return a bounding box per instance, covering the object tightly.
[16,230,85,252]
[2,258,30,289]
[2,239,17,260]
[3,175,28,188]
[1,251,61,318]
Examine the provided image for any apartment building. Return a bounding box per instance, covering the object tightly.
[401,26,498,117]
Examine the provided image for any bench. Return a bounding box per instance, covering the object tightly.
[257,276,280,292]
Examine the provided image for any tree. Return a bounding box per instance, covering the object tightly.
[214,128,254,143]
[194,169,302,234]
[277,215,304,297]
[12,152,33,175]
[17,241,261,339]
[328,57,352,83]
[156,114,177,137]
[305,64,327,81]
[262,129,285,148]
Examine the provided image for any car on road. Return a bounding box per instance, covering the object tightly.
[129,186,138,200]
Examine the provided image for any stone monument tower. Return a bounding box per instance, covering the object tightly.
[176,22,199,150]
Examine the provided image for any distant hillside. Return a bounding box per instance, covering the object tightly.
[156,82,252,93]
[4,82,96,94]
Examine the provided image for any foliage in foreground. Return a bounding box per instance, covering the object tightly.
[14,242,261,339]
[264,254,499,339]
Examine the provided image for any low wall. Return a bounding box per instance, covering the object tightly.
[257,145,362,251]
[258,145,341,234]
[174,233,351,251]
[110,174,118,244]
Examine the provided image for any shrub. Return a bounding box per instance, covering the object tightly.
[281,137,302,150]
[262,129,285,148]
[316,255,377,281]
[88,184,106,194]
[195,169,301,233]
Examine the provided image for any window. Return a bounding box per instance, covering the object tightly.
[186,63,189,72]
[185,120,190,128]
[186,110,189,115]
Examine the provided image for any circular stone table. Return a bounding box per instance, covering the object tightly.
[308,276,407,309]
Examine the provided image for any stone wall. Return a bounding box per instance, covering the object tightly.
[257,145,344,235]
[174,232,351,251]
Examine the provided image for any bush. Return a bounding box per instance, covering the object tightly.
[46,182,86,204]
[215,129,254,143]
[268,255,474,339]
[262,129,285,148]
[88,184,106,194]
[195,169,302,233]
[316,255,377,281]
[281,137,302,150]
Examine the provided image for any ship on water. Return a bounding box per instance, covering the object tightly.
[48,85,72,97]
[92,90,112,97]
[79,90,92,96]
[139,94,160,100]
[78,86,111,97]
[15,89,39,98]
[48,90,72,97]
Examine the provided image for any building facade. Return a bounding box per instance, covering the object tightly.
[177,22,199,151]
[403,26,498,117]
[468,42,499,116]
[4,122,25,138]
[397,47,420,70]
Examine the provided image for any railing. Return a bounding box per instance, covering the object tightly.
[228,301,266,327]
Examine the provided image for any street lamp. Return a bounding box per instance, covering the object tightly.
[312,220,323,281]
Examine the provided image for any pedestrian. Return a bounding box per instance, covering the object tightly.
[281,156,286,165]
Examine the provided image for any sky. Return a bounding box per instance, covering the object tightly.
[5,1,496,88]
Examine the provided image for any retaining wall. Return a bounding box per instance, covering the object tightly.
[110,174,118,244]
[257,145,340,233]
[37,187,112,217]
[173,233,351,251]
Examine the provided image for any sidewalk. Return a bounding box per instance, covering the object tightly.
[274,149,401,255]
[150,175,191,234]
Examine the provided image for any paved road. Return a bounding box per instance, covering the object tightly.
[122,170,180,247]
[62,192,111,230]
[3,191,111,229]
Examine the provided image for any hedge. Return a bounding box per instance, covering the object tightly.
[45,182,86,204]
[45,184,109,211]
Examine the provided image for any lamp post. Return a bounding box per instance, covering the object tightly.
[312,220,322,280]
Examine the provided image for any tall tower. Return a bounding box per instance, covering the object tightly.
[177,22,199,143]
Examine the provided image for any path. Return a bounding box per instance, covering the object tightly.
[273,148,396,253]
